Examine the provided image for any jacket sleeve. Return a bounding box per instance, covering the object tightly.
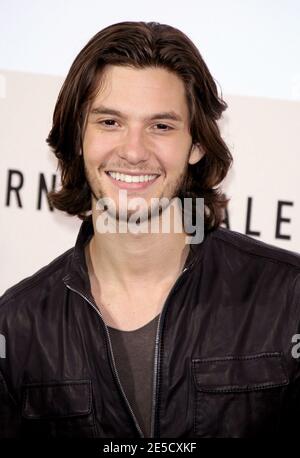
[0,296,22,438]
[0,368,21,438]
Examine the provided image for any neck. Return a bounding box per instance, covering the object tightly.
[87,204,190,293]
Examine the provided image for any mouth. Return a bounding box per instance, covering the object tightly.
[105,171,161,190]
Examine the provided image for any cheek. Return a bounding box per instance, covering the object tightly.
[83,133,111,165]
[158,142,189,175]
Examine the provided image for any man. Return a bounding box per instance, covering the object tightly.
[0,21,299,439]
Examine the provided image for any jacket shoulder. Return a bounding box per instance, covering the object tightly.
[211,227,300,270]
[0,247,74,308]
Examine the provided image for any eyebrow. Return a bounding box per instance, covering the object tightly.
[89,105,183,122]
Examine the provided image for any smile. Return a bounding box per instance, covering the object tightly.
[107,171,159,183]
[105,171,160,190]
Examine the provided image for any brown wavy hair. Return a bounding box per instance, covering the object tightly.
[47,21,232,231]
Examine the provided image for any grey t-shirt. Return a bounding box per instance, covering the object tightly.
[107,314,160,437]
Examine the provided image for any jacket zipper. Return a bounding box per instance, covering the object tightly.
[65,262,191,439]
[64,283,145,438]
[149,265,191,438]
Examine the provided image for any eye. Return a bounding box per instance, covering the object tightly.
[99,119,119,128]
[153,123,173,131]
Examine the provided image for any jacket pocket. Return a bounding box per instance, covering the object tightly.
[21,379,96,438]
[192,352,288,437]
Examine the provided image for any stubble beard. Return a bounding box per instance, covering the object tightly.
[85,163,189,224]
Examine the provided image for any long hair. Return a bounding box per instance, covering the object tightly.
[47,21,233,231]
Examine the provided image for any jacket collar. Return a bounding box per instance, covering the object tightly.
[63,216,208,296]
[62,217,94,298]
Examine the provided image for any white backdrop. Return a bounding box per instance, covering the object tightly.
[0,0,299,294]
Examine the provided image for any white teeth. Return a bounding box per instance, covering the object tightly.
[107,172,158,183]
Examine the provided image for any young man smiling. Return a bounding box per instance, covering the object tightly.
[0,21,300,439]
[83,64,203,332]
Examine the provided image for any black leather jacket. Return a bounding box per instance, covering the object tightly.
[1,220,300,438]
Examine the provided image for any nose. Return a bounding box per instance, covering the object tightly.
[118,126,150,165]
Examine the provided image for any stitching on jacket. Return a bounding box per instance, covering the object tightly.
[23,379,91,388]
[192,352,289,392]
[192,352,282,363]
[22,380,92,419]
[213,229,300,271]
[195,382,289,393]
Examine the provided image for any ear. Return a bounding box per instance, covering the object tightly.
[188,143,205,165]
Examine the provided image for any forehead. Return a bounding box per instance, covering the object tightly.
[90,65,189,119]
